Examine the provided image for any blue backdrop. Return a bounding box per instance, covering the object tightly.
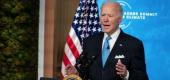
[97,0,170,80]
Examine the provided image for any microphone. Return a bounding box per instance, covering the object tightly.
[85,56,96,67]
[75,54,96,80]
[75,54,96,70]
[75,54,85,70]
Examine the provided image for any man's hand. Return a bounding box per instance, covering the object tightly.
[65,64,79,75]
[116,59,127,78]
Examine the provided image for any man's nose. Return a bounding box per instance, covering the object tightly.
[103,16,109,22]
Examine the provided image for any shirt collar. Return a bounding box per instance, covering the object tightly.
[104,28,121,40]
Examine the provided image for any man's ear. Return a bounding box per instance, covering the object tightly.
[118,16,122,24]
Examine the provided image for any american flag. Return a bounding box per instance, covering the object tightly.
[61,0,101,78]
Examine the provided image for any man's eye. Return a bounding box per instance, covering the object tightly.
[109,15,113,17]
[101,14,105,16]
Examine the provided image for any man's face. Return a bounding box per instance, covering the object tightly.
[100,3,122,35]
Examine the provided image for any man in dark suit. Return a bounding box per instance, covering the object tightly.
[66,1,148,80]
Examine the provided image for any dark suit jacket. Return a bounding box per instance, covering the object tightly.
[76,31,148,80]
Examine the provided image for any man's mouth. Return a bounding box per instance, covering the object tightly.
[103,25,110,27]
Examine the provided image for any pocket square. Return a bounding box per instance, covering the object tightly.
[114,55,125,59]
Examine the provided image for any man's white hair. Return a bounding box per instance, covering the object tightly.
[101,0,123,17]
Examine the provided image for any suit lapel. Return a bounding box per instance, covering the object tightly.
[110,31,125,56]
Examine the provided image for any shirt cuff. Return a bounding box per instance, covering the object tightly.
[124,70,129,80]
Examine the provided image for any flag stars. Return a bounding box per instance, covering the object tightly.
[81,13,84,18]
[86,33,89,37]
[75,13,79,18]
[90,13,93,18]
[92,27,96,32]
[83,20,87,25]
[78,27,82,31]
[89,20,92,25]
[86,6,89,10]
[71,0,101,41]
[82,27,86,31]
[95,13,98,18]
[84,13,88,17]
[98,22,101,25]
[93,20,97,25]
[90,6,94,11]
[79,20,82,25]
[95,7,98,11]
[87,0,90,4]
[77,7,81,11]
[82,6,85,10]
[80,33,85,38]
[82,0,86,3]
[92,0,95,4]
[98,28,102,32]
[74,19,78,25]
[88,27,91,32]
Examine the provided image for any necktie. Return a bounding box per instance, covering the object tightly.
[102,36,111,67]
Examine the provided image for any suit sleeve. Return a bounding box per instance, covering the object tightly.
[74,38,89,79]
[129,41,149,80]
